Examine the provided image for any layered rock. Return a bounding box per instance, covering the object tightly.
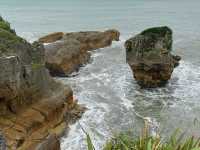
[44,39,91,76]
[39,29,120,76]
[125,26,181,88]
[63,29,120,51]
[0,17,85,150]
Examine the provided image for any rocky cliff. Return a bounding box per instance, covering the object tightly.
[0,17,85,150]
[39,29,120,76]
[125,26,181,88]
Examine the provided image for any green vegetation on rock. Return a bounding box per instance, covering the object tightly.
[85,126,200,150]
[103,131,200,150]
[141,26,172,37]
[31,63,44,70]
[0,28,24,55]
[0,16,15,34]
[140,26,173,51]
[0,16,22,55]
[0,29,21,41]
[0,17,25,55]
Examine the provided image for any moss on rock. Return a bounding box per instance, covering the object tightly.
[140,26,173,51]
[141,26,172,36]
[31,63,44,70]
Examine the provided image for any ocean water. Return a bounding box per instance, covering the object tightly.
[1,0,200,149]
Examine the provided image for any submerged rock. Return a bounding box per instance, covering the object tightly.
[0,17,85,150]
[125,26,181,88]
[41,29,120,76]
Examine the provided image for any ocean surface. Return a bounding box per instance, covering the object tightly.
[1,0,200,149]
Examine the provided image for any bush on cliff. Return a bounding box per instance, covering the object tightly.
[0,16,15,34]
[0,28,24,55]
[0,17,24,55]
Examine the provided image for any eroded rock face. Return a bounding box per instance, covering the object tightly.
[45,39,91,76]
[125,26,181,88]
[41,29,120,76]
[0,23,52,114]
[0,17,85,150]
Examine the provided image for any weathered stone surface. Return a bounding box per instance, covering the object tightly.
[33,134,60,150]
[0,88,81,150]
[45,39,91,76]
[125,26,181,88]
[63,29,120,51]
[43,29,120,76]
[39,32,64,43]
[0,17,85,150]
[0,27,52,114]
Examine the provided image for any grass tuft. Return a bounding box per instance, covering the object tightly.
[84,122,200,150]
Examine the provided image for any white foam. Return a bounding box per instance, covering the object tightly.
[60,39,200,150]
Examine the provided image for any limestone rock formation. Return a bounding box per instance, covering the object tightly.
[45,39,91,76]
[0,17,85,150]
[40,29,120,76]
[63,29,120,51]
[38,32,64,43]
[125,26,181,88]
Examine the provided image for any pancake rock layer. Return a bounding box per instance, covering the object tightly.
[125,26,181,88]
[39,29,120,76]
[0,16,85,150]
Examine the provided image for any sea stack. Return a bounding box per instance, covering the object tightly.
[125,26,181,88]
[0,16,85,150]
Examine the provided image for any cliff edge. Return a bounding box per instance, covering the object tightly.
[0,16,85,150]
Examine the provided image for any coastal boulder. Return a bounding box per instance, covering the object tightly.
[42,29,120,76]
[125,26,181,88]
[0,17,85,150]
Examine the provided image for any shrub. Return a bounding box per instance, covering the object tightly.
[0,16,15,34]
[85,124,200,150]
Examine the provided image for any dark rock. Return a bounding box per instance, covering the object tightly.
[172,55,181,67]
[125,26,181,88]
[0,132,6,150]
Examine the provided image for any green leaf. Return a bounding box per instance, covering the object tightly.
[86,133,95,150]
[147,139,152,150]
[191,148,200,150]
